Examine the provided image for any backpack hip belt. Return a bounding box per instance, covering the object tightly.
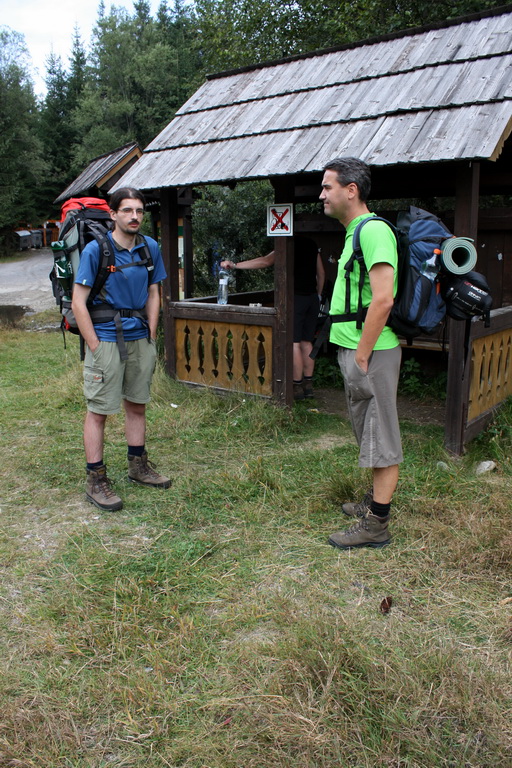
[88,302,149,361]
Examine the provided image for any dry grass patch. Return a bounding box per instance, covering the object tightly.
[1,323,512,767]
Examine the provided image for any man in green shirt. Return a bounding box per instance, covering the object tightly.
[320,157,402,549]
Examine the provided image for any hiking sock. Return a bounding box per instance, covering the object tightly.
[370,500,390,518]
[87,460,104,472]
[293,379,303,386]
[127,445,145,457]
[304,376,313,384]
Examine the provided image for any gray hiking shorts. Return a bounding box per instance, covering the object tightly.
[83,338,157,415]
[337,345,403,468]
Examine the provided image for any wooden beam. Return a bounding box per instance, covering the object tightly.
[271,177,295,406]
[182,210,194,298]
[444,161,480,454]
[160,187,180,378]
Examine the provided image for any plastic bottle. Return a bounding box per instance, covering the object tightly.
[51,240,73,298]
[217,267,229,305]
[420,249,441,281]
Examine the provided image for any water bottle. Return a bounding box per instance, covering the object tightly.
[420,250,440,281]
[217,268,229,305]
[51,241,73,298]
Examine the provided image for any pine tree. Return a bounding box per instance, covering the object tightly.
[0,28,45,250]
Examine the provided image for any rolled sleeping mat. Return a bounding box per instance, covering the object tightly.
[440,237,477,275]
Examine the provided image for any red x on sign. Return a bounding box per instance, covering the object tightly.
[270,207,289,231]
[267,204,293,236]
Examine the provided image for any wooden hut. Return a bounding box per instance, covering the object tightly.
[54,142,141,206]
[115,5,512,454]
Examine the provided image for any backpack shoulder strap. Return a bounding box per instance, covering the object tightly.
[88,227,116,303]
[88,234,155,304]
[344,216,396,329]
[137,236,154,278]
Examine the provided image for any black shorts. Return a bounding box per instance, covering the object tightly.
[294,294,320,343]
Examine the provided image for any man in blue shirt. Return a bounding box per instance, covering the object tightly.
[72,187,170,511]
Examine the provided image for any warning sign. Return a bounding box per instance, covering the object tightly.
[267,204,294,236]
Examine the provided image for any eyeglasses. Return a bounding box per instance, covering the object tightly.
[119,207,145,216]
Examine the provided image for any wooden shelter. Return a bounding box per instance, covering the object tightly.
[115,5,512,454]
[54,142,141,205]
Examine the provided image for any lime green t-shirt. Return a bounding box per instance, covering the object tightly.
[329,213,400,350]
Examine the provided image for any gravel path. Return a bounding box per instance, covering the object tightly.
[0,248,56,313]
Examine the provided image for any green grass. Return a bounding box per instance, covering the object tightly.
[0,313,511,767]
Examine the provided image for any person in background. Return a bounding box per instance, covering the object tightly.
[221,235,325,400]
[320,157,402,550]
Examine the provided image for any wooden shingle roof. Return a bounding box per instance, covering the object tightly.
[54,142,141,205]
[117,6,512,191]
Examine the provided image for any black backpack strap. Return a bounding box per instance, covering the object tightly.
[83,234,154,360]
[309,311,369,359]
[88,303,149,361]
[138,237,154,292]
[88,227,116,302]
[88,234,154,301]
[312,217,397,356]
[344,216,396,330]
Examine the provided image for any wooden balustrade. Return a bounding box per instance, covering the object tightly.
[468,328,512,421]
[174,316,273,396]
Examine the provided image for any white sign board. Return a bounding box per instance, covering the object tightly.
[267,204,294,236]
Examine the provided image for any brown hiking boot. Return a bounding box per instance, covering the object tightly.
[85,465,123,511]
[328,512,391,550]
[342,489,373,518]
[128,451,171,488]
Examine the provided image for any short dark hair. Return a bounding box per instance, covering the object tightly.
[109,187,146,212]
[323,157,371,202]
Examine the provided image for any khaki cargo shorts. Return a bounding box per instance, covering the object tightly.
[83,338,157,415]
[337,345,403,468]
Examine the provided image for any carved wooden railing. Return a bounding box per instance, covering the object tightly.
[468,323,512,422]
[446,306,512,452]
[168,301,275,397]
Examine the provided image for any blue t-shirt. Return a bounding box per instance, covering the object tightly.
[75,232,167,342]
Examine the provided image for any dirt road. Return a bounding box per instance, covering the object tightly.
[0,248,56,313]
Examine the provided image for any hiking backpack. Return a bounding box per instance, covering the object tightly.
[50,197,154,359]
[310,206,492,358]
[344,207,452,342]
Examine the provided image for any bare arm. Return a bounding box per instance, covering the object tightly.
[146,283,161,339]
[220,251,275,270]
[316,252,325,297]
[355,262,395,372]
[71,283,99,352]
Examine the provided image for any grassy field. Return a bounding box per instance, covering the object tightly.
[0,310,511,768]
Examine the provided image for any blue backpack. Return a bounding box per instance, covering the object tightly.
[340,207,451,342]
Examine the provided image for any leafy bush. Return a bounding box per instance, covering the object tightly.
[192,181,275,296]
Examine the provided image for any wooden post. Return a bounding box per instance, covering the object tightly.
[183,209,194,298]
[160,187,180,378]
[444,161,480,454]
[271,177,295,406]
